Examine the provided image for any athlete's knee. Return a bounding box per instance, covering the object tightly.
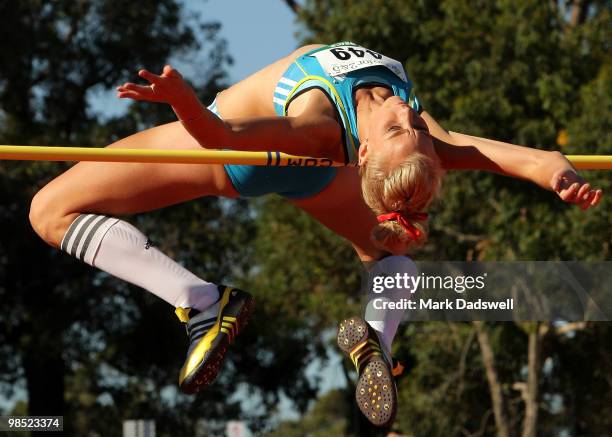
[29,189,74,248]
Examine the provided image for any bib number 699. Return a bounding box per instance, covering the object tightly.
[329,47,383,61]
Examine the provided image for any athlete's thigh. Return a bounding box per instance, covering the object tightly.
[291,167,383,261]
[38,121,238,217]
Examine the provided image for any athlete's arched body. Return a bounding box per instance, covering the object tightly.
[29,42,602,427]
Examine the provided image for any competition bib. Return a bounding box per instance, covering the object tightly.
[311,42,408,82]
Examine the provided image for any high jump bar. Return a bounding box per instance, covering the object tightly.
[1,145,611,169]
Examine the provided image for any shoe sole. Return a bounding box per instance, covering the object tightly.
[180,296,255,394]
[337,316,397,427]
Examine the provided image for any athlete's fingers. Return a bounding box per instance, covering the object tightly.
[591,189,603,207]
[118,83,153,93]
[116,90,137,99]
[162,64,183,78]
[579,191,596,210]
[162,64,174,76]
[576,183,591,201]
[117,90,149,101]
[116,85,148,98]
[138,69,161,84]
[578,189,603,210]
[560,182,580,202]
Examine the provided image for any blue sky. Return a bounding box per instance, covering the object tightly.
[188,0,301,82]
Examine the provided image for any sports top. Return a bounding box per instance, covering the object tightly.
[272,42,423,165]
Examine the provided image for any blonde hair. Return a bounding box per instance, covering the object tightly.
[360,151,443,255]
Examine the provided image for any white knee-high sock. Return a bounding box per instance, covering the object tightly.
[364,256,418,356]
[60,214,219,311]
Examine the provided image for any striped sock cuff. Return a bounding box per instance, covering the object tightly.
[60,214,120,265]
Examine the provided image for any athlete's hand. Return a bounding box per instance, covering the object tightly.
[116,65,193,106]
[548,155,603,210]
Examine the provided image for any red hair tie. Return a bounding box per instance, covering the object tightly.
[377,211,428,241]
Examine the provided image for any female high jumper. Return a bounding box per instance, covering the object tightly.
[28,42,602,427]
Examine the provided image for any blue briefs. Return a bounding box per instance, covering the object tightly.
[207,100,337,199]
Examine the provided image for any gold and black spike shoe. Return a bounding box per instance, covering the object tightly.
[337,316,404,428]
[175,285,254,394]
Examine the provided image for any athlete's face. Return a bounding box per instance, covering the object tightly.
[359,96,435,169]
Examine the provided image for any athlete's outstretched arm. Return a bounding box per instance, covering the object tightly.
[117,65,340,158]
[421,111,603,210]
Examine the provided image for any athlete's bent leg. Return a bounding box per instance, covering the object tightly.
[29,121,252,393]
[29,121,236,310]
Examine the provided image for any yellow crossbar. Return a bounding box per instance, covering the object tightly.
[0,145,611,169]
[0,145,339,167]
[564,155,612,170]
